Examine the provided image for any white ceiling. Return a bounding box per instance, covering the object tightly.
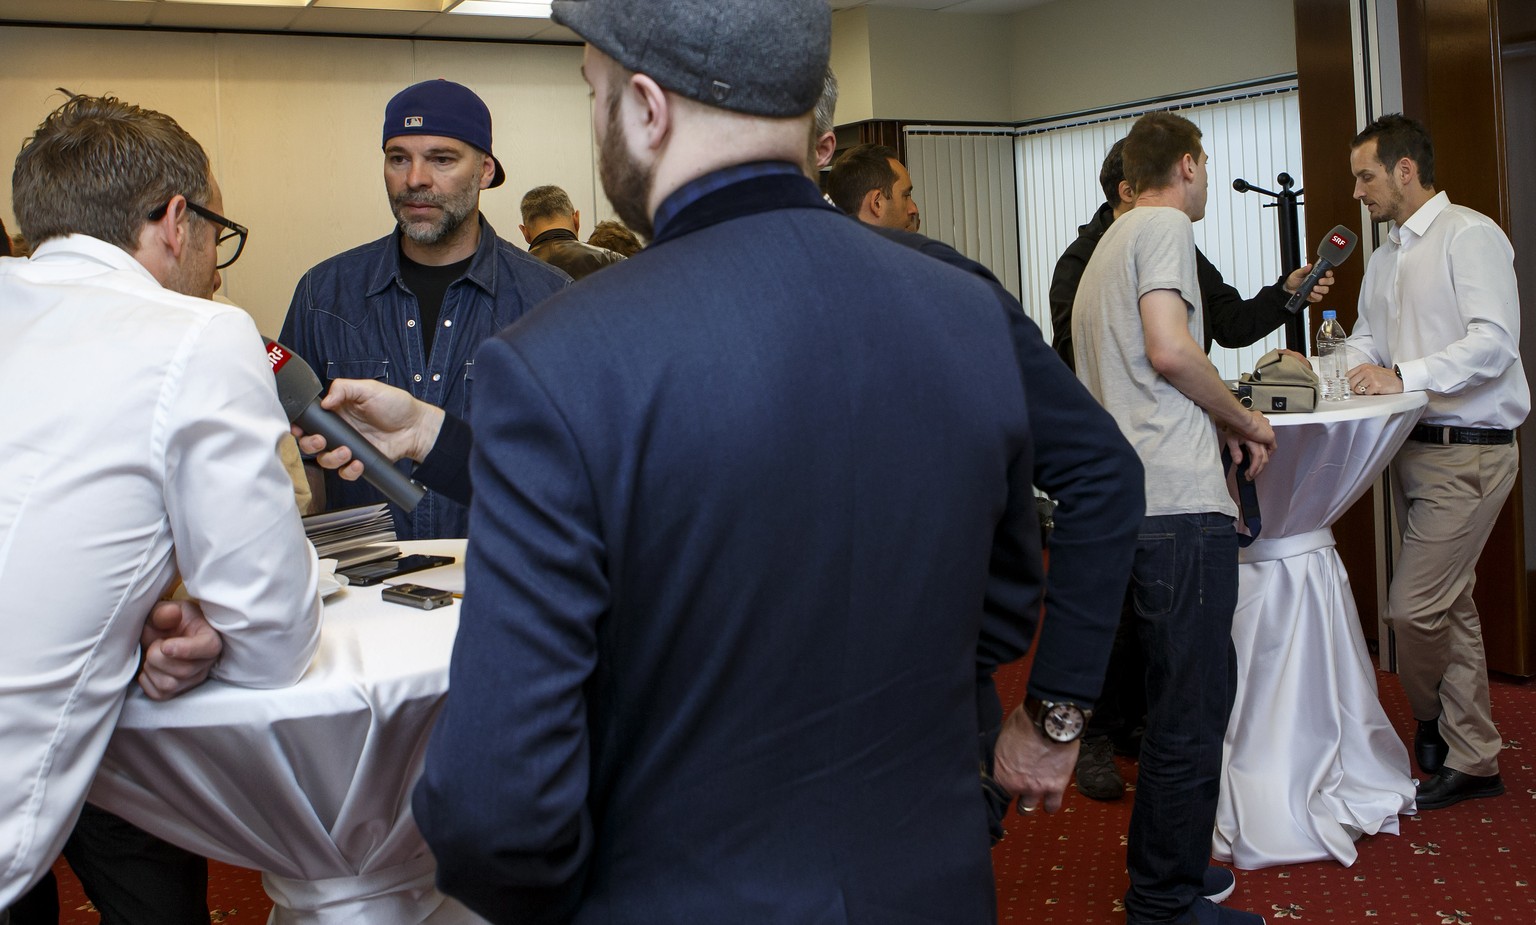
[0,0,1065,43]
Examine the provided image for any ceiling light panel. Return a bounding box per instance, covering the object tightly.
[160,0,311,7]
[310,0,446,10]
[448,1,553,18]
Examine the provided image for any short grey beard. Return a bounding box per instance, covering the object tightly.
[398,204,472,245]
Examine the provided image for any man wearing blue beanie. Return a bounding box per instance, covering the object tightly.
[279,78,569,540]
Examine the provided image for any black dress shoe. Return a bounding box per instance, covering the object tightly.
[1414,718,1449,773]
[1416,767,1505,810]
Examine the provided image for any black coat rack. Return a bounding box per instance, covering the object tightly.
[1233,173,1306,352]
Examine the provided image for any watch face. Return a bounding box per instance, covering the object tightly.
[1042,703,1085,743]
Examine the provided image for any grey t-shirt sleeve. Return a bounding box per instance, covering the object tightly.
[1132,210,1201,320]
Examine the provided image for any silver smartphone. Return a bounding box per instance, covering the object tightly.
[380,582,455,611]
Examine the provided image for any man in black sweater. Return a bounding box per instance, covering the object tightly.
[1051,137,1328,370]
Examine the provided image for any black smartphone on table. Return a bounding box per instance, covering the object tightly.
[339,554,455,587]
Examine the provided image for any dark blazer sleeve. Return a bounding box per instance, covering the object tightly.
[878,227,1142,706]
[975,297,1045,679]
[412,335,603,925]
[409,412,474,505]
[1011,310,1142,704]
[1198,250,1293,351]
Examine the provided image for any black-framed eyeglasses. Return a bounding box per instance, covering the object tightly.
[147,199,249,269]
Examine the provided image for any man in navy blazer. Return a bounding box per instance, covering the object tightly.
[411,1,1139,922]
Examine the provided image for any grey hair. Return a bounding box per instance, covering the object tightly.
[520,184,576,224]
[813,66,839,138]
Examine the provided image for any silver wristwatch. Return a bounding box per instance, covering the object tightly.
[1025,696,1093,744]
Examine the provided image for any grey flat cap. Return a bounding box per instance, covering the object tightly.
[552,0,830,118]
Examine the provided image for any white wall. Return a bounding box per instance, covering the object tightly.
[868,8,1017,123]
[0,26,594,337]
[1008,0,1298,121]
[828,1,1296,128]
[830,9,878,125]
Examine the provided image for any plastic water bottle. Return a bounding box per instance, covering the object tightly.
[1317,309,1350,402]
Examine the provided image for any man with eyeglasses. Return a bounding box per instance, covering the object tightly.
[280,79,570,540]
[0,93,322,922]
[151,198,249,273]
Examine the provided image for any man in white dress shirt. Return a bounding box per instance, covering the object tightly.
[1344,113,1529,810]
[0,93,323,913]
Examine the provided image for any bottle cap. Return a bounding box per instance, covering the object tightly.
[1322,309,1337,320]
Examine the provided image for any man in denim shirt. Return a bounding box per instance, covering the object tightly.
[280,78,570,539]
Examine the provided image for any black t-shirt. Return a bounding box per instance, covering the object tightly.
[399,247,473,358]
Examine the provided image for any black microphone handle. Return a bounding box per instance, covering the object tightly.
[295,400,426,513]
[1283,257,1335,313]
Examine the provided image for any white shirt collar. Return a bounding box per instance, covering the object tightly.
[1389,190,1449,245]
[29,234,162,286]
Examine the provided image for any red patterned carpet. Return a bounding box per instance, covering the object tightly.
[49,661,1536,924]
[991,658,1536,925]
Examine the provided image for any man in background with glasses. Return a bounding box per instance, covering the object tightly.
[280,78,569,541]
[1,92,322,923]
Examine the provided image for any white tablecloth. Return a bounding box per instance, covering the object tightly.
[1212,393,1426,869]
[88,540,486,925]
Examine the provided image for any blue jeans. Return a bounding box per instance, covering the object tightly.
[1124,512,1239,925]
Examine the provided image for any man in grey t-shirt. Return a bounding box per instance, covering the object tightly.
[1073,111,1275,925]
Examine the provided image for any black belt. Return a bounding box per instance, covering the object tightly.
[1408,424,1515,445]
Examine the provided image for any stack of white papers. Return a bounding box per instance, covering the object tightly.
[302,503,399,568]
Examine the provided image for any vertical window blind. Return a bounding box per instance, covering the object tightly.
[906,82,1303,380]
[904,131,1022,300]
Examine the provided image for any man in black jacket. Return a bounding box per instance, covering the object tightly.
[1051,137,1329,371]
[519,184,625,280]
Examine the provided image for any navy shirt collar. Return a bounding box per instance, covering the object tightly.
[653,161,810,239]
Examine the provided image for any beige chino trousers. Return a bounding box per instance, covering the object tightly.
[1387,440,1518,776]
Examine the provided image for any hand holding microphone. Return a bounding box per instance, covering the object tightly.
[264,339,426,512]
[295,378,447,483]
[1285,225,1358,312]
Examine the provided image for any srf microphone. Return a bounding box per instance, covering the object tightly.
[1285,225,1358,312]
[264,339,426,513]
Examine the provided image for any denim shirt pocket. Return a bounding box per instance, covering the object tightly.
[325,358,391,385]
[453,360,476,419]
